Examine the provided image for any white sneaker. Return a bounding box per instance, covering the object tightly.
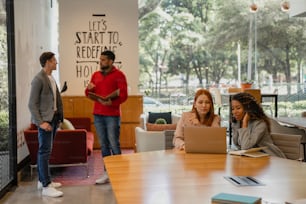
[95,172,109,184]
[42,186,63,197]
[38,181,62,190]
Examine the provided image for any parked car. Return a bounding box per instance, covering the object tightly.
[143,96,164,107]
[143,97,169,113]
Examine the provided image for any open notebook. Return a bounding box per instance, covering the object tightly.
[229,147,269,158]
[88,89,119,102]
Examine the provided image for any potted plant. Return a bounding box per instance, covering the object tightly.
[240,79,253,91]
[155,118,167,124]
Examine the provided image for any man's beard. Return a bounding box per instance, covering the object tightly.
[101,65,109,70]
[100,65,110,75]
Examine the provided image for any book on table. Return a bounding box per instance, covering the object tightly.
[285,199,306,204]
[211,192,262,204]
[88,89,120,103]
[228,147,269,158]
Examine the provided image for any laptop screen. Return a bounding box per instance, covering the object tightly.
[184,126,227,154]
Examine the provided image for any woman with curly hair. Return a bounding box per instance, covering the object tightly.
[173,89,221,150]
[231,92,285,157]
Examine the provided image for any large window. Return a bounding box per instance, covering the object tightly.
[0,0,17,197]
[0,1,8,127]
[139,0,306,117]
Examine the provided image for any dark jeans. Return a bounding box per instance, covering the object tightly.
[37,114,59,187]
[94,115,121,158]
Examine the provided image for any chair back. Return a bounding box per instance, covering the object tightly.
[228,87,242,93]
[164,130,175,149]
[271,133,302,160]
[269,117,306,136]
[209,88,222,106]
[243,89,261,103]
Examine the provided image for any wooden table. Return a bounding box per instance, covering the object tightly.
[104,150,306,204]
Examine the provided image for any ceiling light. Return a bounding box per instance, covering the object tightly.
[250,3,258,13]
[281,1,290,12]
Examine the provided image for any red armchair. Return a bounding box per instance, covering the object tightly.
[24,117,94,178]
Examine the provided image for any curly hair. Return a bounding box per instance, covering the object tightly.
[191,89,216,126]
[232,92,271,132]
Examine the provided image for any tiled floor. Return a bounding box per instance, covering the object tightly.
[1,169,117,204]
[1,149,136,203]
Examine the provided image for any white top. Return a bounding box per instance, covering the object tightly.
[48,75,57,111]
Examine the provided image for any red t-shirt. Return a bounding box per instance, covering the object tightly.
[85,66,128,116]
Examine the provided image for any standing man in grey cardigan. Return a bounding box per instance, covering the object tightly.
[28,52,64,197]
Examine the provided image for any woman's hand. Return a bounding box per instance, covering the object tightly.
[179,144,185,151]
[242,112,250,128]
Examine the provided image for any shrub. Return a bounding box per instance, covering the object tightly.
[0,111,9,151]
[155,118,167,124]
[292,100,306,109]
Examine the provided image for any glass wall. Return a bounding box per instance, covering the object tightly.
[139,0,306,117]
[0,0,17,197]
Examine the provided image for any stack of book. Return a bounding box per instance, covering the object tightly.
[211,192,262,204]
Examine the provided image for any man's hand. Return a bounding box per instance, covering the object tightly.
[40,122,52,131]
[87,82,96,90]
[97,98,112,106]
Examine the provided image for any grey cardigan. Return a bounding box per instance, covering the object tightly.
[232,119,286,158]
[28,69,63,126]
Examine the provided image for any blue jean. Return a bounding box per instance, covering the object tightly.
[37,114,59,187]
[94,115,121,158]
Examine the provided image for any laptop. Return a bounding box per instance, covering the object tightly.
[184,126,227,154]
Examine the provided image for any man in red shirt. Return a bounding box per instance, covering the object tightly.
[85,50,128,184]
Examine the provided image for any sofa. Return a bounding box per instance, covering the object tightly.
[24,117,94,177]
[135,113,180,152]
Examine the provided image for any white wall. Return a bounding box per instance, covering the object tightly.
[59,0,139,96]
[14,0,58,163]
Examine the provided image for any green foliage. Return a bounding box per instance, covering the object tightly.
[277,101,292,110]
[0,2,9,152]
[155,118,167,124]
[139,0,306,96]
[241,79,253,84]
[292,101,306,110]
[0,111,9,151]
[0,24,8,111]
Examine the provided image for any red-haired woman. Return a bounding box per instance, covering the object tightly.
[173,89,221,150]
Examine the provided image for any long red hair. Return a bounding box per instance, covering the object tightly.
[191,89,216,126]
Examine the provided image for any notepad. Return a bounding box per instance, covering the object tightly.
[211,192,262,204]
[229,147,269,158]
[88,89,119,103]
